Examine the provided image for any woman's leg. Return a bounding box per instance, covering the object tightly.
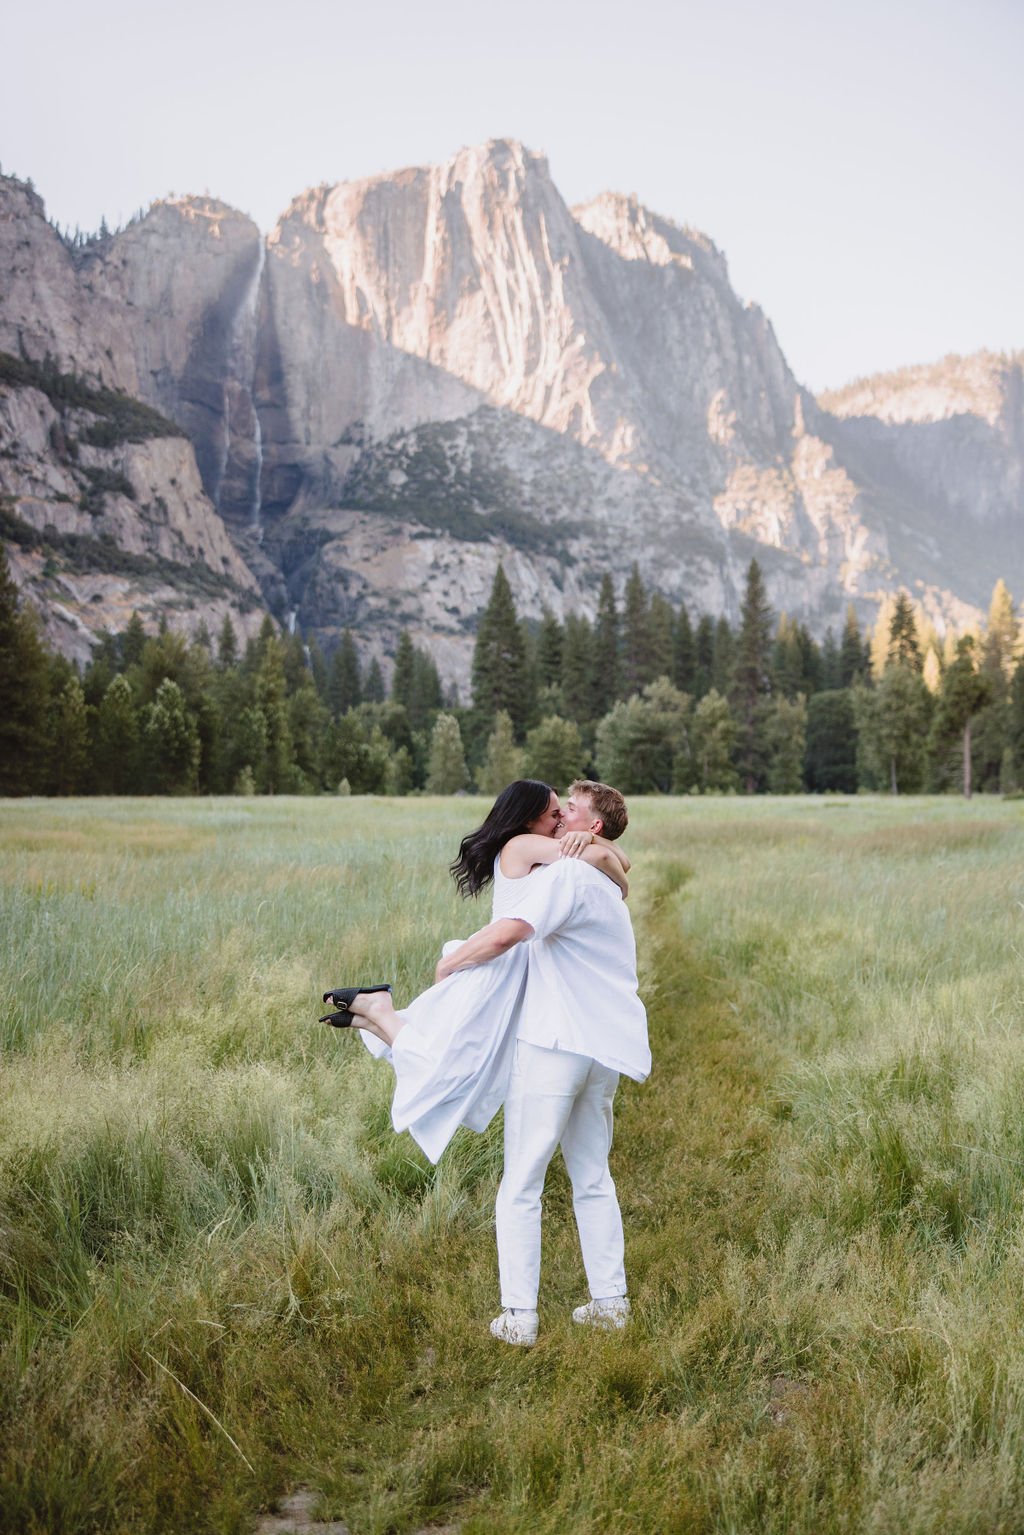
[347,990,407,1046]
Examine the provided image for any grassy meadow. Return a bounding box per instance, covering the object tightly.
[3,793,1024,1532]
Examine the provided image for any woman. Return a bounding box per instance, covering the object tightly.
[320,779,629,1163]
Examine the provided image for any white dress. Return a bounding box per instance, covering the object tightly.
[358,857,531,1164]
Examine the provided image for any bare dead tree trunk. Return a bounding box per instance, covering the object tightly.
[890,755,898,795]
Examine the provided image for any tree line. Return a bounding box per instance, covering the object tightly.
[2,538,1022,798]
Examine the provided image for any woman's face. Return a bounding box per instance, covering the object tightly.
[526,790,562,838]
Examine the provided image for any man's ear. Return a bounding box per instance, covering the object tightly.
[590,817,604,837]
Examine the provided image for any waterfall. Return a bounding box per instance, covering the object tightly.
[250,372,264,536]
[216,240,266,534]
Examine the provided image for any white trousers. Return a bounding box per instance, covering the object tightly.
[496,1039,626,1310]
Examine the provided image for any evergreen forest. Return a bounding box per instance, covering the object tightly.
[4,539,1023,800]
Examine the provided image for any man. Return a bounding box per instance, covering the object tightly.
[435,781,650,1346]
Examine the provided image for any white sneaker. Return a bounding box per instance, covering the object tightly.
[571,1297,631,1330]
[489,1308,538,1346]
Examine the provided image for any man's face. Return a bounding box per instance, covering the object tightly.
[561,792,599,835]
[526,790,563,838]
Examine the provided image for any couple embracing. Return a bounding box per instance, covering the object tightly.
[321,779,650,1347]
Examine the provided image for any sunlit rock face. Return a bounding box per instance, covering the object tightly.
[255,141,885,675]
[2,145,1022,688]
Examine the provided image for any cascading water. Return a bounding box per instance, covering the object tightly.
[250,368,264,536]
[216,241,266,536]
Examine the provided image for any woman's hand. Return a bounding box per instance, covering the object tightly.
[558,830,595,858]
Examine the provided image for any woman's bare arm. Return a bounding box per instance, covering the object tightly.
[559,830,631,873]
[499,833,565,878]
[500,832,629,895]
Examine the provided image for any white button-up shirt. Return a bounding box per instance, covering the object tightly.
[499,857,651,1083]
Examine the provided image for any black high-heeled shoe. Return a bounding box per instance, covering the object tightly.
[318,983,392,1027]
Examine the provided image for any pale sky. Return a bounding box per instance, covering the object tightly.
[2,0,1021,392]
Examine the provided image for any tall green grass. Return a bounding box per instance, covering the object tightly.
[3,795,1024,1531]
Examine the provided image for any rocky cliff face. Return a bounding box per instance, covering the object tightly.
[0,176,264,660]
[814,352,1024,621]
[2,145,1021,689]
[80,197,267,533]
[254,142,900,673]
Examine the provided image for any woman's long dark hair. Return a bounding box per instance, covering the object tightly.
[450,779,555,898]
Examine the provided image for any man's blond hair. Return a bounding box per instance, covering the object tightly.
[569,779,628,841]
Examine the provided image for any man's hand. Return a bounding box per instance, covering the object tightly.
[435,918,533,984]
[558,830,595,858]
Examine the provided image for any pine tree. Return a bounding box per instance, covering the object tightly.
[621,565,649,696]
[982,579,1019,685]
[282,630,309,692]
[410,648,444,733]
[143,678,200,794]
[82,633,119,708]
[121,610,147,669]
[821,628,840,691]
[289,679,328,789]
[971,581,1019,790]
[773,614,805,701]
[255,639,297,793]
[590,573,620,714]
[674,602,697,694]
[244,615,279,678]
[0,542,52,794]
[647,591,675,685]
[232,705,269,793]
[693,614,715,699]
[853,668,932,794]
[928,636,993,797]
[363,656,385,703]
[322,713,376,793]
[560,614,593,724]
[518,617,539,730]
[94,673,141,793]
[805,690,858,792]
[470,566,529,738]
[426,713,468,793]
[51,678,90,795]
[711,615,736,697]
[329,630,362,716]
[214,613,238,671]
[731,559,775,792]
[391,630,416,712]
[536,610,563,691]
[869,594,896,679]
[838,605,866,688]
[887,590,923,673]
[795,623,823,696]
[307,635,329,701]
